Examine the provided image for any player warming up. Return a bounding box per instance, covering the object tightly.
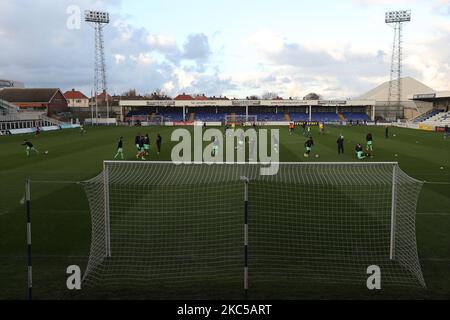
[114,136,124,160]
[289,122,295,136]
[156,134,162,155]
[301,122,307,136]
[304,137,314,158]
[22,140,39,157]
[212,136,220,157]
[366,133,374,157]
[272,133,279,154]
[136,135,146,160]
[337,134,345,155]
[135,133,141,153]
[144,134,150,157]
[355,143,366,160]
[319,122,325,135]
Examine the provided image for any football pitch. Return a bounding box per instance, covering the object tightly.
[0,125,449,300]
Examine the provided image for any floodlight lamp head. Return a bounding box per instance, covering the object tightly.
[84,10,110,24]
[385,10,411,24]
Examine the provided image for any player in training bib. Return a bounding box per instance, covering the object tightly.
[22,140,39,157]
[319,122,325,135]
[114,136,124,160]
[304,137,314,158]
[289,122,295,136]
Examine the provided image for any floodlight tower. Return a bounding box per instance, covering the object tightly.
[85,10,110,121]
[385,10,411,121]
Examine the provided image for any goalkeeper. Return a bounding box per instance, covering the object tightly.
[22,140,39,157]
[304,137,314,158]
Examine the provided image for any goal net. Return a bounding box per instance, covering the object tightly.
[225,114,257,126]
[81,162,425,298]
[129,115,163,126]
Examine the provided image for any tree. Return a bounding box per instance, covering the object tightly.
[261,92,280,100]
[303,93,321,100]
[146,88,172,100]
[122,89,137,97]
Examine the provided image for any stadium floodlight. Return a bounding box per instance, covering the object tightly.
[81,161,426,298]
[84,10,110,23]
[385,10,411,23]
[385,10,411,121]
[85,10,110,122]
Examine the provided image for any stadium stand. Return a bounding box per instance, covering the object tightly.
[342,112,370,121]
[247,112,285,121]
[157,110,184,122]
[124,108,372,124]
[413,109,444,123]
[290,112,341,122]
[290,112,310,121]
[421,111,450,126]
[194,110,228,122]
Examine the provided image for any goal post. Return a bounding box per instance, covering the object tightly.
[225,114,257,126]
[129,115,164,126]
[103,162,111,258]
[390,163,398,261]
[82,161,425,298]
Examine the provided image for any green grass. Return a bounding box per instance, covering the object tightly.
[0,125,449,300]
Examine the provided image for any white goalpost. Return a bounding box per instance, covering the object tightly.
[81,161,425,297]
[129,115,164,126]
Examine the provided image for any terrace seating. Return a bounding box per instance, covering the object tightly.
[414,109,443,123]
[342,112,370,122]
[290,113,309,121]
[126,111,150,122]
[249,113,285,121]
[290,112,341,122]
[194,111,227,122]
[422,111,450,126]
[157,111,184,122]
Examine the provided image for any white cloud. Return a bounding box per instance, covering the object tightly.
[247,29,285,56]
[147,34,177,50]
[114,54,125,64]
[173,68,196,89]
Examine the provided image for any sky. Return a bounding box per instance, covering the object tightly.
[0,0,449,99]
